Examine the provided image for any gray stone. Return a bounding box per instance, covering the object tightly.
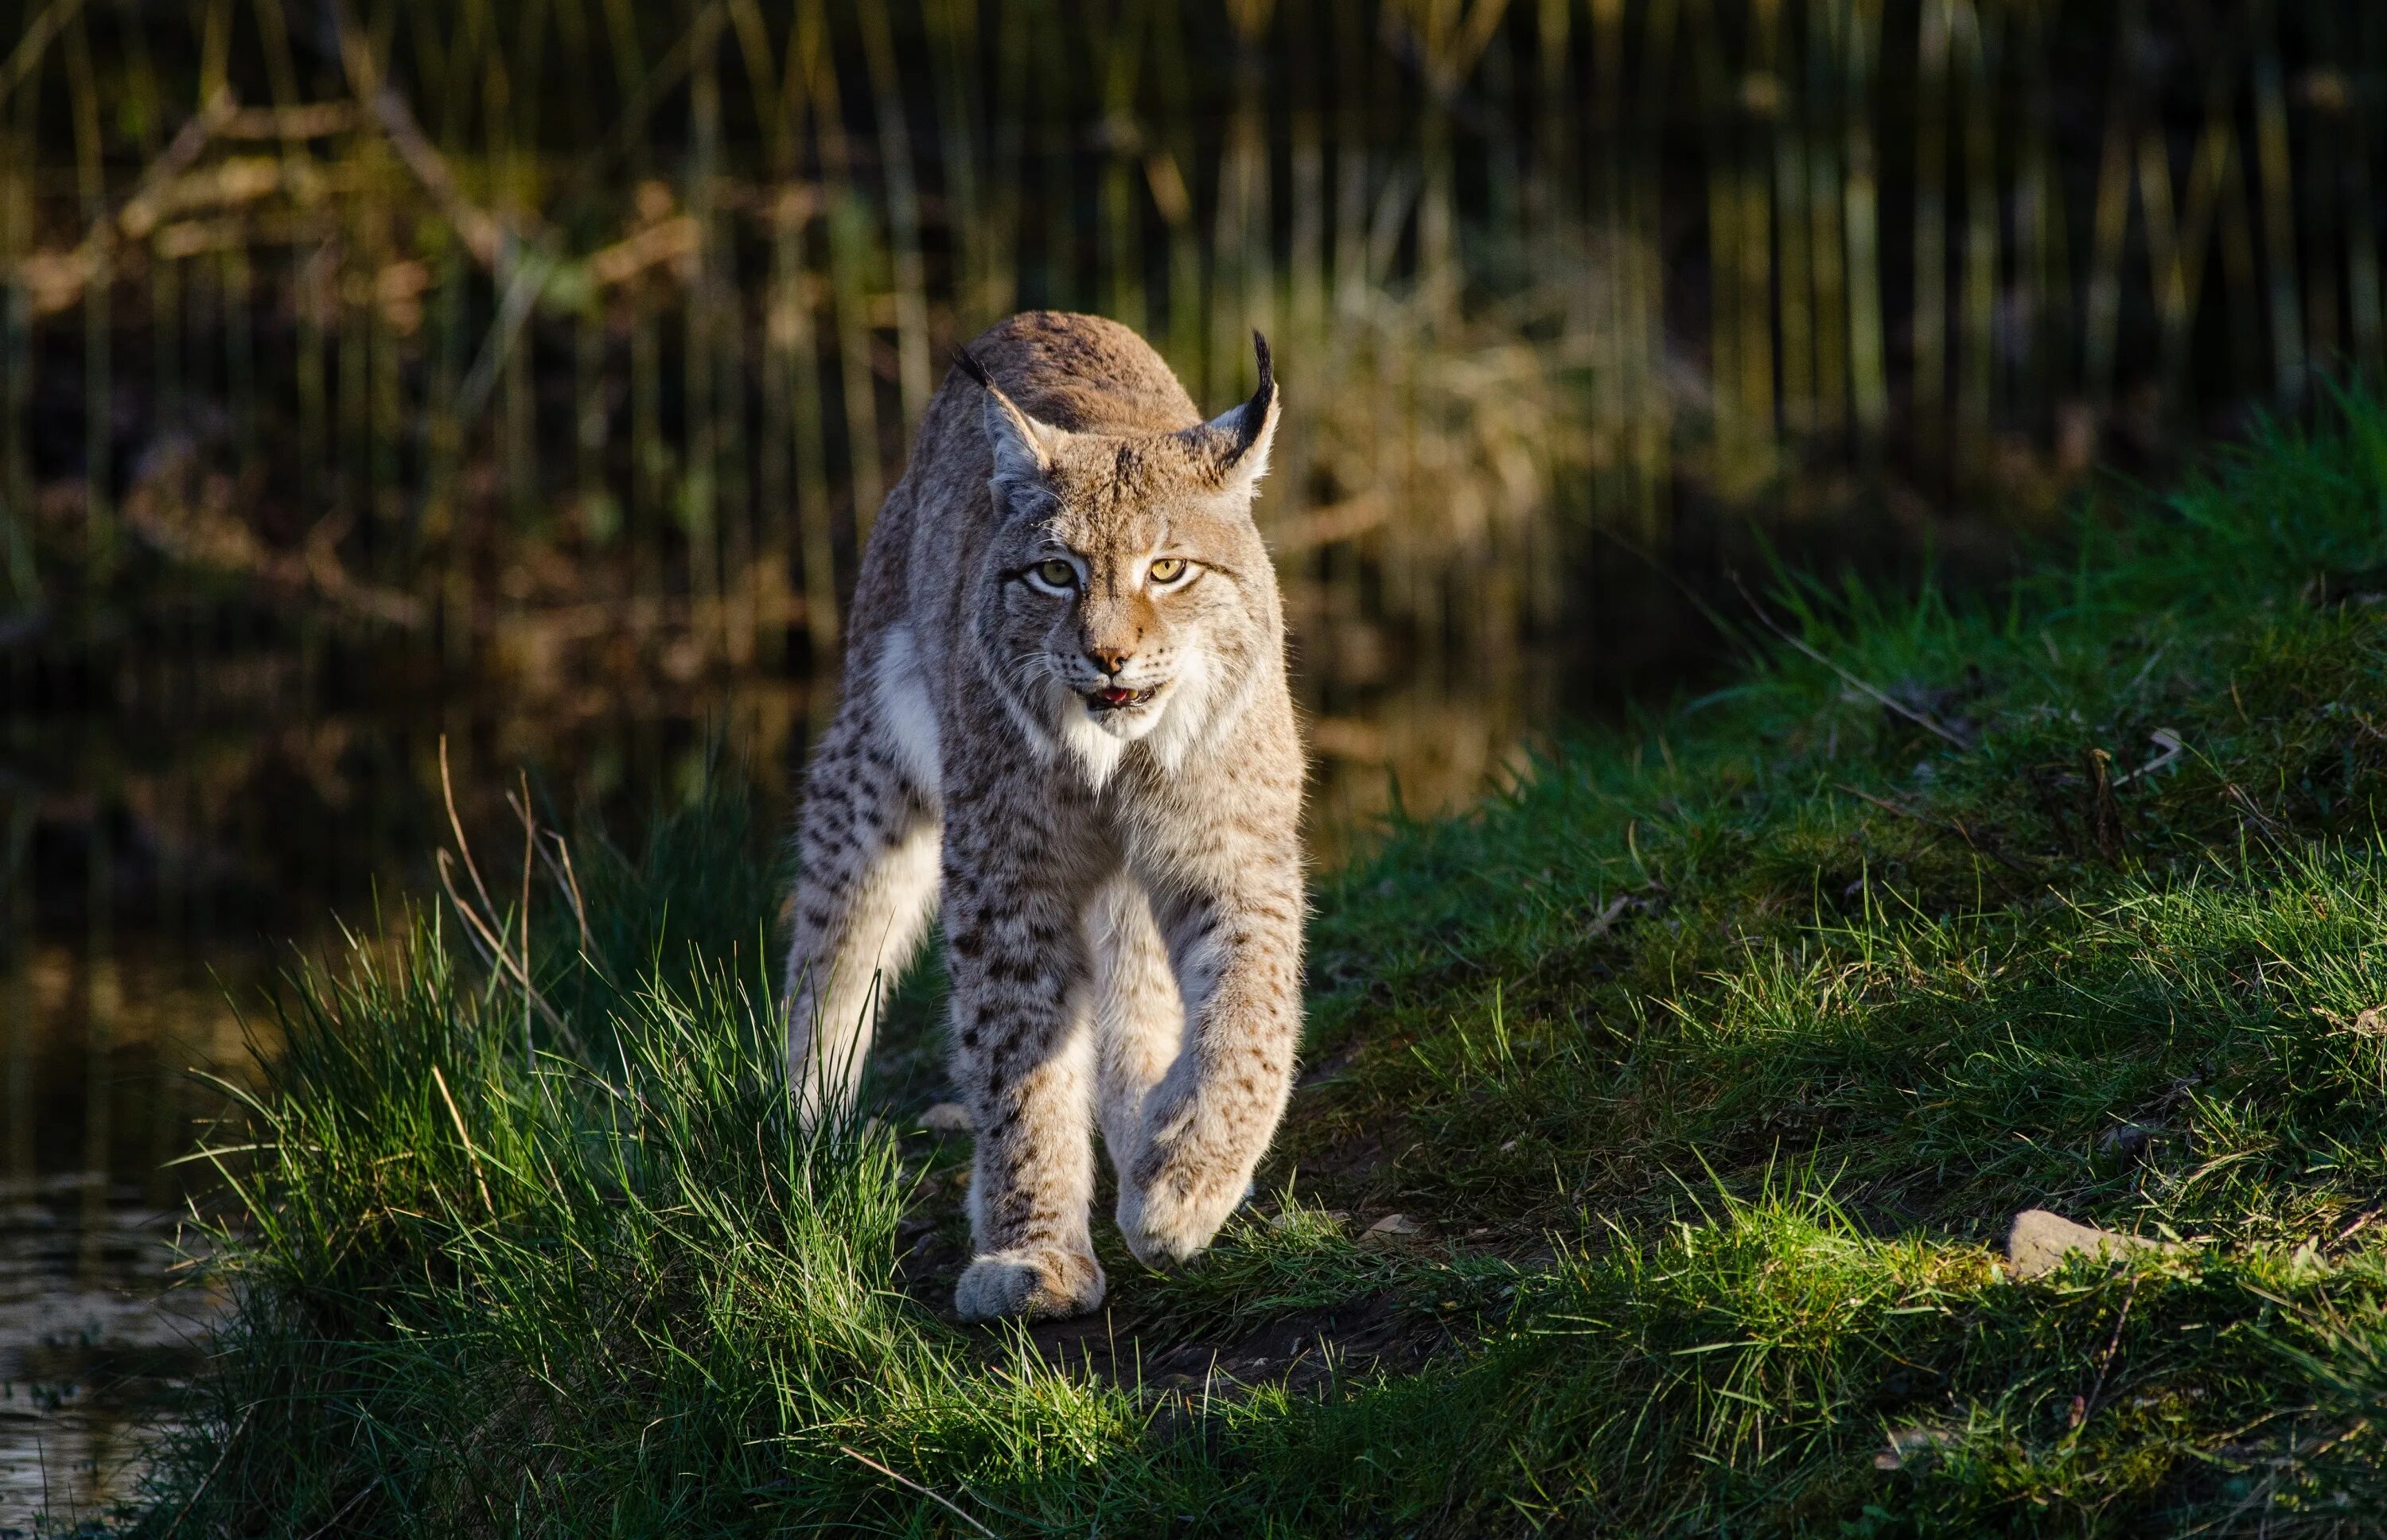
[1874,1425,1961,1471]
[2006,1208,2183,1280]
[2097,1122,2160,1160]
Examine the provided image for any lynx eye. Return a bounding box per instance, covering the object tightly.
[1147,558,1190,585]
[1030,558,1078,591]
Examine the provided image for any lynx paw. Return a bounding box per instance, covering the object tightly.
[1117,1165,1253,1270]
[953,1246,1106,1322]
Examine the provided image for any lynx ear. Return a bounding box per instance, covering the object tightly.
[1186,330,1280,496]
[956,347,1063,493]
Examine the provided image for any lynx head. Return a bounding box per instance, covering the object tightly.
[960,334,1283,786]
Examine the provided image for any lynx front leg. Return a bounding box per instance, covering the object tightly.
[784,703,941,1125]
[944,809,1108,1321]
[1118,847,1305,1268]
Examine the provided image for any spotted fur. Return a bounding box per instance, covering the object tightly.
[785,312,1306,1321]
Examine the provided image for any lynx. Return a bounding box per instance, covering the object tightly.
[784,311,1306,1322]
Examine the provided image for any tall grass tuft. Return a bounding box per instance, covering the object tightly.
[154,796,1135,1534]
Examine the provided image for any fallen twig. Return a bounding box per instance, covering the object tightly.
[111,90,239,239]
[1584,892,1637,937]
[219,101,359,140]
[298,1478,379,1540]
[14,87,239,313]
[434,738,590,1059]
[2114,728,2185,786]
[838,1445,1003,1538]
[430,1064,496,1217]
[119,488,427,628]
[160,1402,253,1538]
[1733,571,1973,749]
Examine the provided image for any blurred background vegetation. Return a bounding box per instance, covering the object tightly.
[16,0,2387,690]
[2,0,2385,1522]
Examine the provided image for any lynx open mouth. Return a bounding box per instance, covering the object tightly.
[1085,684,1160,713]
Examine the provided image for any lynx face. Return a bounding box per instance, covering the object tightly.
[967,348,1280,780]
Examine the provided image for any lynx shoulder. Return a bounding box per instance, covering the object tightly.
[783,312,1306,1321]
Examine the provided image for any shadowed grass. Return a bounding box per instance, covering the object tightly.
[123,399,2387,1536]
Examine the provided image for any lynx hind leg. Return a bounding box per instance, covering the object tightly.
[1087,878,1185,1208]
[784,699,940,1126]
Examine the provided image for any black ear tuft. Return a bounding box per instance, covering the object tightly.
[954,347,996,392]
[1171,332,1280,477]
[1225,330,1277,465]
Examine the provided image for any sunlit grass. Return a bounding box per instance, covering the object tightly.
[124,399,2387,1535]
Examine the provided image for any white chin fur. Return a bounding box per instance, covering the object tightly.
[1053,680,1180,789]
[1049,658,1221,788]
[1141,655,1218,775]
[1088,694,1166,742]
[1057,704,1130,788]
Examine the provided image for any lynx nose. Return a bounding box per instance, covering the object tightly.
[1085,644,1133,677]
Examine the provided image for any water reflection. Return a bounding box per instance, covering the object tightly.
[0,1176,220,1532]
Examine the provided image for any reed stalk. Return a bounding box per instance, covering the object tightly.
[66,7,111,582]
[686,6,724,664]
[1910,0,1951,482]
[2253,0,2307,403]
[1842,0,1888,451]
[2,71,34,611]
[855,0,933,438]
[1953,0,1996,487]
[2342,7,2385,380]
[1804,0,1848,443]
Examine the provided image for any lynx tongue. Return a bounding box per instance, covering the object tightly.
[1093,686,1137,708]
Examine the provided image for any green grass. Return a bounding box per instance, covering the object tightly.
[124,397,2387,1537]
